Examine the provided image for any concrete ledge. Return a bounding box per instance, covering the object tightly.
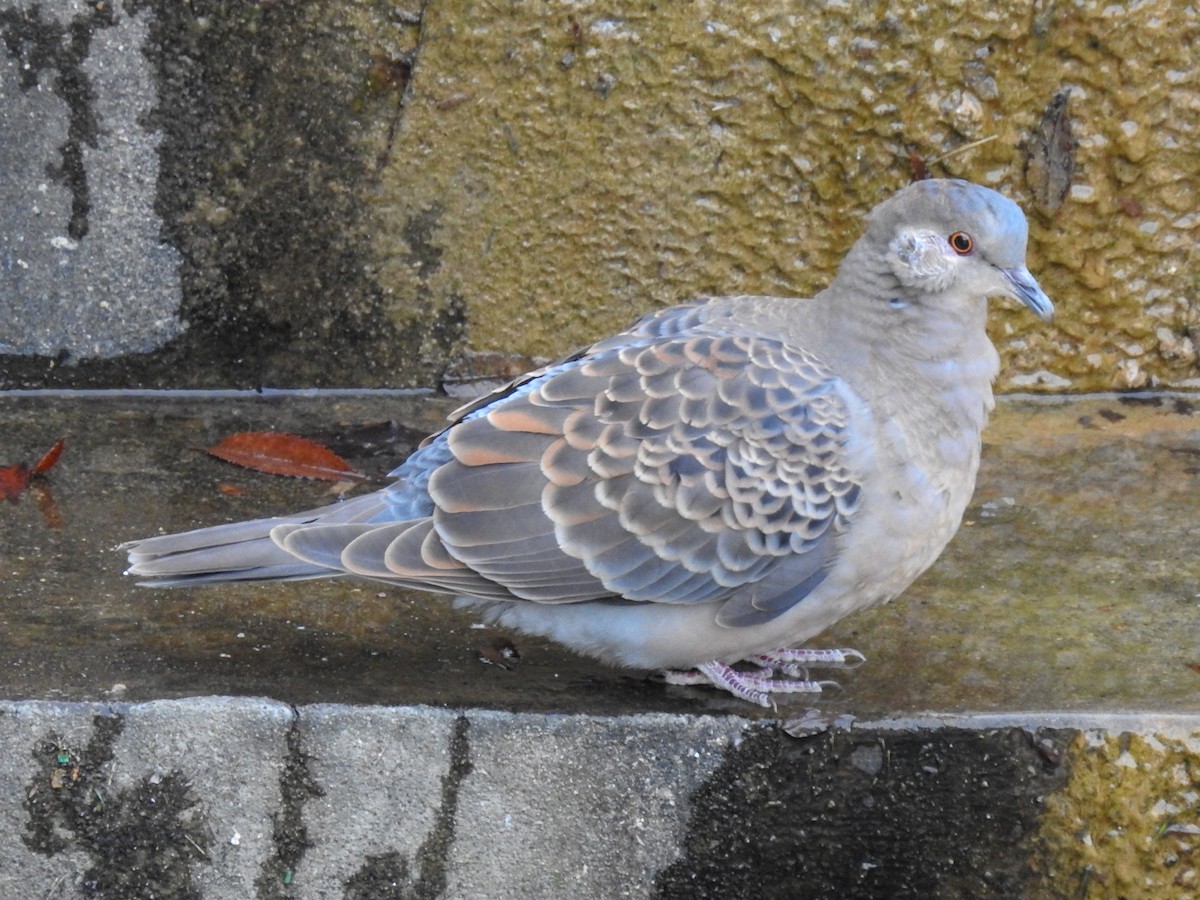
[2,392,1197,896]
[2,699,1197,899]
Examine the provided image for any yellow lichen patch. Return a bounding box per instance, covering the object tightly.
[362,0,1200,390]
[1033,731,1200,898]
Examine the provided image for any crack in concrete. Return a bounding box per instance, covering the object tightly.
[342,714,473,899]
[372,0,432,176]
[413,714,473,897]
[256,707,324,898]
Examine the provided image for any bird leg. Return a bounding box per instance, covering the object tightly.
[662,648,865,707]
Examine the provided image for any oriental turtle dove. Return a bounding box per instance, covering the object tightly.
[124,179,1053,706]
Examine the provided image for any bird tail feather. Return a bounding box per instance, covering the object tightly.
[122,494,392,587]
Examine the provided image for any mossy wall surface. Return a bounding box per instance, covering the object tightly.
[5,0,1194,388]
[368,0,1199,390]
[1034,730,1200,899]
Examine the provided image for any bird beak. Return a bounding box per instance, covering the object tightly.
[1001,266,1054,322]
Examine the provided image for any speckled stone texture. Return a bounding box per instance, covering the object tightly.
[1,1,1197,389]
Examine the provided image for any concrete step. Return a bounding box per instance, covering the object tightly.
[0,390,1197,897]
[2,700,1197,899]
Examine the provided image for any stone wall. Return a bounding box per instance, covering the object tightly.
[1,0,1196,390]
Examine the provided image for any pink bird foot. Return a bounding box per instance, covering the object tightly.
[662,648,865,707]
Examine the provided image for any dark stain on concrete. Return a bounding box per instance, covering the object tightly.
[400,205,470,379]
[23,712,211,898]
[404,206,446,282]
[427,293,469,377]
[342,714,473,899]
[344,851,413,899]
[138,1,402,387]
[415,714,473,896]
[0,1,459,390]
[0,2,116,240]
[656,724,1072,899]
[368,5,426,175]
[256,708,323,898]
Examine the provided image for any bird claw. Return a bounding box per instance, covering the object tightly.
[663,648,864,708]
[749,647,866,678]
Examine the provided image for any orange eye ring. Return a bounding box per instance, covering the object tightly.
[949,231,974,255]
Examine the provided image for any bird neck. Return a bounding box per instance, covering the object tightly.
[811,250,1000,438]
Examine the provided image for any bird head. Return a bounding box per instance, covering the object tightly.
[868,179,1054,322]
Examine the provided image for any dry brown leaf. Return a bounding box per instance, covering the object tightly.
[29,482,63,529]
[1,438,65,501]
[32,438,65,475]
[206,431,372,483]
[0,463,31,502]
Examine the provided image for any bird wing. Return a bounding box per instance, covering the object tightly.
[283,304,864,625]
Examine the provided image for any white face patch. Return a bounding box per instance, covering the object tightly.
[887,229,957,293]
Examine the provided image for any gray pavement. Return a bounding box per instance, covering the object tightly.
[3,700,1197,898]
[0,699,745,899]
[0,391,1197,897]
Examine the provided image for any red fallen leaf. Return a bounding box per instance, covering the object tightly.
[1,438,65,501]
[32,438,66,475]
[216,482,248,496]
[206,432,372,483]
[0,463,31,502]
[1186,663,1200,675]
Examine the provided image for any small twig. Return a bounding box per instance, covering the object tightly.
[927,134,999,166]
[185,833,211,860]
[42,873,67,899]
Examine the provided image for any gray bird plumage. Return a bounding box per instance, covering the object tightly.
[124,179,1053,705]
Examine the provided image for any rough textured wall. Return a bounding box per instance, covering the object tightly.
[1,0,1196,388]
[378,0,1199,391]
[1034,730,1200,898]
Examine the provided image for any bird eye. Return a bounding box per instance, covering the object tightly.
[949,232,974,255]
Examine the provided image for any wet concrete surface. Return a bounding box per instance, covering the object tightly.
[1,390,1197,717]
